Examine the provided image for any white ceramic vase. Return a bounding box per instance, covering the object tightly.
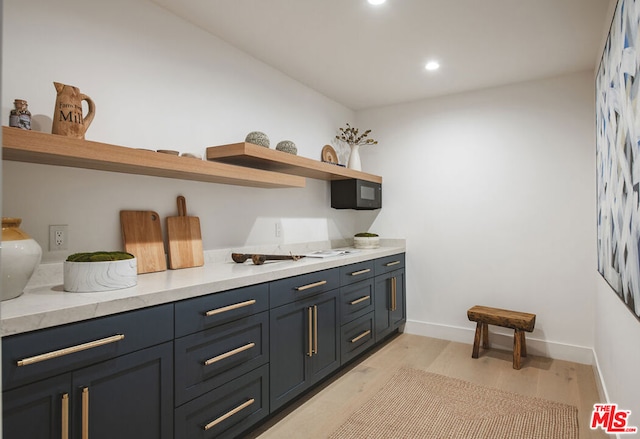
[347,144,362,171]
[1,218,42,301]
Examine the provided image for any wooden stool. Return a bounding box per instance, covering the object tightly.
[466,305,536,369]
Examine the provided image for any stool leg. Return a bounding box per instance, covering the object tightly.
[482,322,489,348]
[513,329,522,369]
[520,331,527,357]
[472,322,482,358]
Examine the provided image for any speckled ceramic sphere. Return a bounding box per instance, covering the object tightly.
[276,140,297,155]
[245,131,270,148]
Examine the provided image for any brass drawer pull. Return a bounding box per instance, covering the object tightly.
[82,387,89,439]
[61,393,69,439]
[391,277,397,311]
[17,334,125,367]
[351,329,371,343]
[204,342,255,366]
[205,299,256,317]
[313,305,318,355]
[295,280,327,291]
[307,307,313,357]
[204,398,255,431]
[385,261,401,267]
[349,295,371,305]
[350,268,371,276]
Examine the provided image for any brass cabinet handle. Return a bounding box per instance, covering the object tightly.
[391,277,397,311]
[307,307,313,357]
[350,268,371,276]
[385,261,401,267]
[313,305,318,355]
[61,393,69,439]
[351,330,371,343]
[17,334,125,367]
[295,280,327,291]
[203,398,255,431]
[205,299,256,317]
[204,343,255,366]
[82,387,89,439]
[349,295,370,305]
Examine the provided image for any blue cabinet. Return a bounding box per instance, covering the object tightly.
[174,283,270,438]
[338,260,376,364]
[2,304,174,439]
[374,254,406,342]
[269,269,340,411]
[3,252,406,438]
[174,364,269,439]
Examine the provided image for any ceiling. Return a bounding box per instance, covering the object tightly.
[150,0,614,110]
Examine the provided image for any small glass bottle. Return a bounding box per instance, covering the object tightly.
[9,99,32,130]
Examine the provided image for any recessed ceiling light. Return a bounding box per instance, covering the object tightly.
[425,61,440,71]
[368,0,386,5]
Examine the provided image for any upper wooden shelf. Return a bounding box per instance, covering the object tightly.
[206,142,383,184]
[1,127,306,189]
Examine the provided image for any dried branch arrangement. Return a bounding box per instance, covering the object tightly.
[336,123,378,146]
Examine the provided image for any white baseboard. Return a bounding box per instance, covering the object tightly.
[404,319,595,365]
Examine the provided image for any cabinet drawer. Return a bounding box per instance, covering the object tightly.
[175,364,269,439]
[175,311,269,406]
[270,268,339,308]
[175,283,268,338]
[341,312,375,365]
[374,253,405,276]
[2,304,173,391]
[339,260,375,286]
[340,278,374,324]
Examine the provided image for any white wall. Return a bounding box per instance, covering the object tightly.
[595,275,640,419]
[357,72,598,363]
[1,0,377,264]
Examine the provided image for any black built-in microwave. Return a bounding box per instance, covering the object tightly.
[331,179,382,210]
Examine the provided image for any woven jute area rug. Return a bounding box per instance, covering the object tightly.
[329,368,578,439]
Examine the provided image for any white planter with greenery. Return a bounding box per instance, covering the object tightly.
[353,233,380,249]
[64,252,137,293]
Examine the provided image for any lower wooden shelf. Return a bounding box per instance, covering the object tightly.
[2,127,306,189]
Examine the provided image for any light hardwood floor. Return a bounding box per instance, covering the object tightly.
[245,333,610,438]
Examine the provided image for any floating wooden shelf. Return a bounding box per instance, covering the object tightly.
[206,142,382,184]
[1,127,305,188]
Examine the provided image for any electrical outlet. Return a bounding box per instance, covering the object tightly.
[49,225,68,251]
[275,222,282,238]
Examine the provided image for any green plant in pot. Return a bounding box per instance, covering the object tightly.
[353,232,380,249]
[64,251,137,293]
[66,251,134,262]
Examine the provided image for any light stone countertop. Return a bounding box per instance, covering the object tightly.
[1,241,405,337]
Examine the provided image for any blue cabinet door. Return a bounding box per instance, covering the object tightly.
[3,373,71,439]
[71,342,174,439]
[374,268,406,342]
[269,289,340,412]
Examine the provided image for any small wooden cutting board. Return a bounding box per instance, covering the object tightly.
[120,210,167,274]
[167,196,204,269]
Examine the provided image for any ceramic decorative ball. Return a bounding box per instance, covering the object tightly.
[276,140,297,155]
[245,131,270,148]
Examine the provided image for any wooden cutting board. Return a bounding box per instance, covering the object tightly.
[120,210,167,274]
[166,196,204,269]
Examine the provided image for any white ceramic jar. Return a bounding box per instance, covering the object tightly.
[1,218,42,301]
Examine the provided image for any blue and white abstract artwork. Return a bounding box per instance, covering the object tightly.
[597,0,640,320]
